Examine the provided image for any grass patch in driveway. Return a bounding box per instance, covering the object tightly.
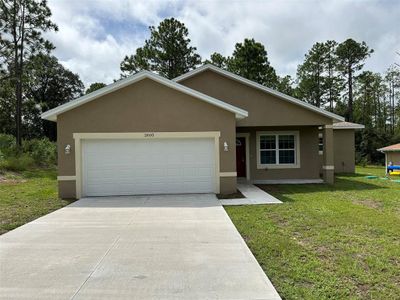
[0,168,75,234]
[225,166,400,300]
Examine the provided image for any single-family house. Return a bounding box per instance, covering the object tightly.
[41,64,363,199]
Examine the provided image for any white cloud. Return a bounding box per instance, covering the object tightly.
[46,0,400,87]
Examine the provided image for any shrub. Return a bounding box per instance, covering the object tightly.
[0,134,57,171]
[0,154,36,172]
[0,134,17,157]
[22,138,57,166]
[356,152,368,167]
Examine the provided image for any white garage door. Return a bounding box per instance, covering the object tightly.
[82,138,216,196]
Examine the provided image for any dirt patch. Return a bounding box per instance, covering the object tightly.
[315,245,332,259]
[353,199,383,209]
[0,174,26,185]
[216,190,245,199]
[356,283,372,298]
[269,213,290,227]
[292,236,307,247]
[242,235,252,243]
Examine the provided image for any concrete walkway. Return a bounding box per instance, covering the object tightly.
[0,194,281,300]
[220,183,282,206]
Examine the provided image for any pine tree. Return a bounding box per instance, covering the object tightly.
[227,38,278,88]
[120,18,201,79]
[0,0,57,147]
[336,39,373,121]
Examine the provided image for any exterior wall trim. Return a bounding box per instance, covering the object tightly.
[73,131,221,140]
[333,122,365,130]
[322,165,335,170]
[73,131,221,199]
[334,127,364,130]
[236,133,250,180]
[256,131,301,169]
[251,179,324,184]
[219,172,237,177]
[57,176,76,181]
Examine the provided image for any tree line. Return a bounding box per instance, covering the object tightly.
[0,0,83,142]
[117,18,400,164]
[1,1,399,163]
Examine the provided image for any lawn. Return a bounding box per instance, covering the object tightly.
[0,168,74,235]
[1,166,398,298]
[226,166,400,300]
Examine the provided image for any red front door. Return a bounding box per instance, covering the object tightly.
[236,137,246,178]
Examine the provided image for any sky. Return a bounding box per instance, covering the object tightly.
[46,0,400,87]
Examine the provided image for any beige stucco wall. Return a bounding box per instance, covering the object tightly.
[219,177,237,194]
[237,126,321,180]
[179,70,334,126]
[57,78,237,198]
[386,152,400,165]
[333,130,356,173]
[58,181,76,199]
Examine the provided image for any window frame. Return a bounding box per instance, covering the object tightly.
[318,132,324,155]
[256,131,300,169]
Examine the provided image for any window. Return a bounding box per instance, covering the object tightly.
[257,131,300,169]
[318,132,323,155]
[278,135,295,164]
[260,135,276,164]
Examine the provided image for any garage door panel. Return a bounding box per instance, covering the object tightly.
[166,155,181,164]
[166,168,182,177]
[197,167,214,176]
[82,138,216,196]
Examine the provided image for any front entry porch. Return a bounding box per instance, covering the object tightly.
[235,126,334,184]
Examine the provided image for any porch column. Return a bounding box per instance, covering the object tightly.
[384,152,388,175]
[322,125,335,184]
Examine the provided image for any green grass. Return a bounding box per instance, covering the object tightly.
[0,168,74,235]
[225,166,400,300]
[1,166,398,298]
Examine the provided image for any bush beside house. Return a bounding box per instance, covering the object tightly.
[0,134,57,172]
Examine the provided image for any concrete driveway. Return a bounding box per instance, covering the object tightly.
[0,194,280,300]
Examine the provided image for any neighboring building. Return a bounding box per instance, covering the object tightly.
[377,143,400,174]
[41,64,362,199]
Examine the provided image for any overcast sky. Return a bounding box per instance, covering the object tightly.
[46,0,400,87]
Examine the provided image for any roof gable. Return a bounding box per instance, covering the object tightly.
[378,143,400,152]
[41,70,248,121]
[174,64,344,122]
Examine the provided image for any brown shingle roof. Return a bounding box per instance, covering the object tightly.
[377,143,400,152]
